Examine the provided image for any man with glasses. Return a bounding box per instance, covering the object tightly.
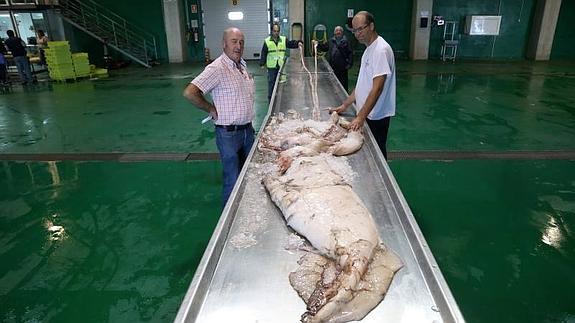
[329,11,396,159]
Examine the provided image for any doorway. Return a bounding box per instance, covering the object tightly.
[13,11,48,43]
[201,0,270,60]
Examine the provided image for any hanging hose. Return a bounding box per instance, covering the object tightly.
[298,42,320,120]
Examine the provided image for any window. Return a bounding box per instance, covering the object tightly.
[10,0,38,5]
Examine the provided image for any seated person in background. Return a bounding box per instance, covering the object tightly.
[37,30,49,66]
[4,30,34,85]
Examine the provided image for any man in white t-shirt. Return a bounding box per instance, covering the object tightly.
[330,11,396,159]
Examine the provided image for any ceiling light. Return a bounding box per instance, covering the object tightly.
[228,11,243,21]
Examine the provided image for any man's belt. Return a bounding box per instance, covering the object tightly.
[215,123,252,131]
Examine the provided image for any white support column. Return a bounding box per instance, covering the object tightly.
[527,0,562,61]
[409,0,433,60]
[163,0,187,63]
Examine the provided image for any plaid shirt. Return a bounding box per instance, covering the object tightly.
[191,54,255,126]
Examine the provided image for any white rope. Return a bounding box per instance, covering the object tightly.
[298,42,320,120]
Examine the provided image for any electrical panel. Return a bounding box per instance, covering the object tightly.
[464,15,502,35]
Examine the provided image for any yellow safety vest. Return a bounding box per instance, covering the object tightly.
[265,36,286,69]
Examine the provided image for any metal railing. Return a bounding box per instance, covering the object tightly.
[59,0,158,67]
[0,0,60,6]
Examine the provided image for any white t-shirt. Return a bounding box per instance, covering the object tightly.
[355,36,396,120]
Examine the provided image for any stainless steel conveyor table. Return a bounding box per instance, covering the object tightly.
[175,57,465,323]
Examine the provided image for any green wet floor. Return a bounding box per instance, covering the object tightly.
[0,62,269,153]
[1,60,574,154]
[0,161,222,322]
[3,161,574,323]
[389,159,575,323]
[1,59,575,322]
[390,61,575,151]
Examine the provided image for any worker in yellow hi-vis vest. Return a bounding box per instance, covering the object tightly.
[259,22,302,101]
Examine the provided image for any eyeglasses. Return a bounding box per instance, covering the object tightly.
[352,24,370,34]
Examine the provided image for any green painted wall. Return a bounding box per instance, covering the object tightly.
[182,0,205,62]
[430,0,536,59]
[64,0,169,64]
[63,23,104,66]
[304,1,412,59]
[63,0,575,64]
[551,0,575,59]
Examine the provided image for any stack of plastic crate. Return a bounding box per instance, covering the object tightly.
[45,41,76,81]
[93,68,109,78]
[89,63,108,78]
[72,53,91,78]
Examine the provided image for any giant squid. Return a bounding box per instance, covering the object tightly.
[259,112,403,322]
[258,111,364,172]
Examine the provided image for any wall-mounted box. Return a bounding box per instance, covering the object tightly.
[464,15,502,35]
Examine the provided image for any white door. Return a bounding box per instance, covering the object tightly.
[201,0,270,60]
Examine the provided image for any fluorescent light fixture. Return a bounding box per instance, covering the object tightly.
[228,11,243,21]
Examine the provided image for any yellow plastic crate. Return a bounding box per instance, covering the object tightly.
[91,68,108,78]
[49,68,75,75]
[94,68,108,75]
[72,53,89,59]
[73,63,89,68]
[75,70,91,76]
[47,41,70,47]
[45,51,72,58]
[45,55,72,61]
[47,64,75,72]
[50,75,76,80]
[48,69,76,75]
[46,59,73,66]
[45,48,71,56]
[73,63,90,69]
[49,74,76,81]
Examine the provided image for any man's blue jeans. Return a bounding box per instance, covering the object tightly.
[14,56,33,83]
[215,125,255,207]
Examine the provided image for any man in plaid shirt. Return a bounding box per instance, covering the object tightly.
[184,27,255,206]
